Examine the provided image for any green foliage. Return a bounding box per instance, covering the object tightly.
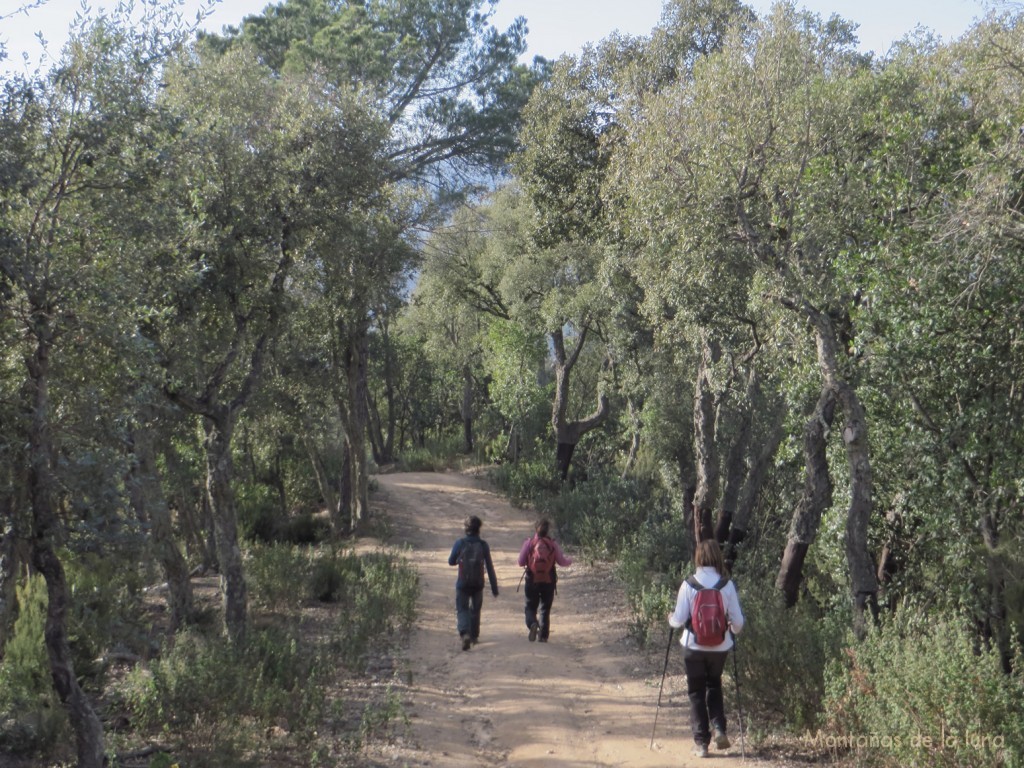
[0,574,70,754]
[65,551,149,679]
[246,543,316,612]
[395,434,469,472]
[824,609,1024,767]
[328,551,420,667]
[538,474,670,560]
[617,506,689,645]
[626,581,676,648]
[121,625,327,761]
[147,752,177,768]
[120,545,418,761]
[487,457,561,507]
[358,684,409,746]
[735,577,849,730]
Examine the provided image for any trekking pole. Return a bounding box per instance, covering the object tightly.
[731,632,746,761]
[649,627,674,750]
[516,568,526,593]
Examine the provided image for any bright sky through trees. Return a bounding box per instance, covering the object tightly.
[1,0,985,73]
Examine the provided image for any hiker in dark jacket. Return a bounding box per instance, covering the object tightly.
[517,518,572,643]
[448,515,498,651]
[668,539,745,758]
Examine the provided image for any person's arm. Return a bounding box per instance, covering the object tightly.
[448,539,462,567]
[517,537,532,567]
[725,581,744,635]
[668,579,692,629]
[552,540,573,567]
[484,542,499,596]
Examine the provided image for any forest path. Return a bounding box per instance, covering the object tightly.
[364,470,757,768]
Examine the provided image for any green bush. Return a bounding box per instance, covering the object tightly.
[616,506,689,646]
[358,684,409,745]
[246,543,315,611]
[823,609,1024,767]
[65,550,149,678]
[122,625,327,761]
[488,458,560,507]
[733,576,848,730]
[0,574,70,755]
[625,579,677,647]
[236,481,282,542]
[395,434,470,472]
[329,551,420,667]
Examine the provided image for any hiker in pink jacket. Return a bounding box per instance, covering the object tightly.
[517,518,572,642]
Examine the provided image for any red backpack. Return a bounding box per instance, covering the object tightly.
[527,536,557,583]
[685,575,730,646]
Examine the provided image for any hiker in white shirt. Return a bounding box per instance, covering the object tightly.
[668,539,745,758]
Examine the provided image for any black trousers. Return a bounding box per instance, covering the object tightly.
[523,580,555,640]
[683,648,729,746]
[456,587,483,640]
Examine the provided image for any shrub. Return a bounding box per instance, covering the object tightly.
[246,543,315,612]
[733,576,848,730]
[331,551,420,667]
[65,550,149,678]
[236,480,281,542]
[488,458,560,507]
[394,434,469,472]
[122,625,327,761]
[823,609,1024,767]
[0,574,70,756]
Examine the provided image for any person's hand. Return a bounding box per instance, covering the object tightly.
[492,588,499,598]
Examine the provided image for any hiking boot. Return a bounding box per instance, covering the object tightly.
[528,622,538,642]
[462,636,471,651]
[692,743,709,758]
[714,729,731,750]
[538,636,548,643]
[471,637,479,645]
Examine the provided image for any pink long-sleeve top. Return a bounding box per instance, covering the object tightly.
[517,535,573,568]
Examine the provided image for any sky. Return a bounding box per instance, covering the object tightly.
[0,0,991,74]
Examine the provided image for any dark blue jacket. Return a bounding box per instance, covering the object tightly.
[449,535,499,595]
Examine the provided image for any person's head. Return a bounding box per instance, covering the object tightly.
[464,515,482,536]
[535,518,550,538]
[694,539,728,576]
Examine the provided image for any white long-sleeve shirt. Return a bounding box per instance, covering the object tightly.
[668,566,745,652]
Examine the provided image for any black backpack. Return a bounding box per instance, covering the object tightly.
[459,539,486,591]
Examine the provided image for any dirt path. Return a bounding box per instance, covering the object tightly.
[366,471,759,768]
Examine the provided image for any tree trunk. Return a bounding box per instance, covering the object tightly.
[980,510,1012,674]
[203,414,248,643]
[621,398,642,480]
[693,339,721,542]
[726,418,785,570]
[776,386,836,607]
[26,333,105,767]
[555,442,576,480]
[717,374,754,544]
[507,425,520,463]
[304,434,339,521]
[835,381,878,636]
[0,491,29,650]
[805,307,878,633]
[350,328,371,528]
[461,364,474,454]
[129,422,194,633]
[366,387,387,466]
[339,444,354,536]
[550,326,610,481]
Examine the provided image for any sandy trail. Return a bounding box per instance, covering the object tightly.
[369,471,756,768]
